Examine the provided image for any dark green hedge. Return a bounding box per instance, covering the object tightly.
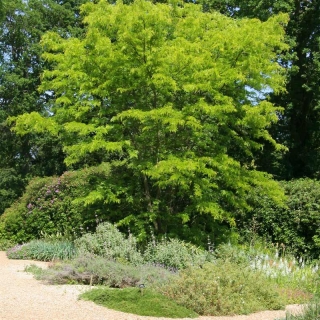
[238,178,320,258]
[0,163,112,243]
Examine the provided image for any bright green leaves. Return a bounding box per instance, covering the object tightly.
[10,112,59,136]
[11,0,288,240]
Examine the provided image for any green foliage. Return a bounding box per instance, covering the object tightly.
[80,287,198,318]
[0,237,15,251]
[215,242,319,302]
[207,0,320,179]
[238,178,320,258]
[26,254,175,287]
[11,0,288,242]
[0,0,89,215]
[75,222,143,265]
[75,222,212,269]
[7,240,76,261]
[0,168,25,215]
[160,260,284,316]
[0,163,113,243]
[143,237,211,270]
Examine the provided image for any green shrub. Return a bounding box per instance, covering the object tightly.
[7,240,76,261]
[0,234,15,251]
[238,179,320,258]
[26,254,175,287]
[159,260,284,316]
[143,238,211,270]
[75,222,143,265]
[215,242,319,302]
[0,163,113,243]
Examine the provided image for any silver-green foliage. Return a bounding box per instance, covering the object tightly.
[74,222,143,265]
[143,238,211,270]
[7,240,76,261]
[75,222,211,269]
[26,255,175,287]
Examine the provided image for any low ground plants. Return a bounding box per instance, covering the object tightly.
[158,260,285,316]
[216,242,320,302]
[7,239,76,261]
[143,237,211,270]
[74,222,143,265]
[80,287,198,318]
[25,254,175,287]
[14,225,320,317]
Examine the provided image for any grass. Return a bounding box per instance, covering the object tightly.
[7,239,77,261]
[25,264,48,280]
[80,287,198,318]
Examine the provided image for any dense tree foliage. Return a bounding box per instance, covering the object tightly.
[11,0,287,242]
[0,0,88,214]
[238,179,320,258]
[1,0,319,251]
[205,0,320,179]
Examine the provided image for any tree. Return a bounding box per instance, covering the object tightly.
[12,0,288,243]
[0,0,87,215]
[204,0,320,179]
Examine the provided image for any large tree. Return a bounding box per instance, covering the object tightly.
[12,0,288,242]
[0,0,87,214]
[204,0,320,179]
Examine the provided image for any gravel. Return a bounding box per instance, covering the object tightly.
[0,251,305,320]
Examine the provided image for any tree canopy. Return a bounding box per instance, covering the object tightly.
[11,0,288,241]
[0,0,87,214]
[206,0,320,179]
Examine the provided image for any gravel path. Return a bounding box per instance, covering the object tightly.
[0,251,305,320]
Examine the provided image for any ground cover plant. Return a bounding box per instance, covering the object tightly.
[80,287,198,318]
[7,239,76,261]
[26,254,175,287]
[74,222,143,265]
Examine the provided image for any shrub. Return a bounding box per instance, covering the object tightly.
[0,236,15,251]
[238,179,320,258]
[143,238,211,270]
[159,260,284,316]
[26,254,175,287]
[0,163,113,243]
[215,242,319,301]
[7,240,76,261]
[75,222,143,265]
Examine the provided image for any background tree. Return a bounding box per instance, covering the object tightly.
[204,0,320,179]
[13,0,288,243]
[0,0,87,215]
